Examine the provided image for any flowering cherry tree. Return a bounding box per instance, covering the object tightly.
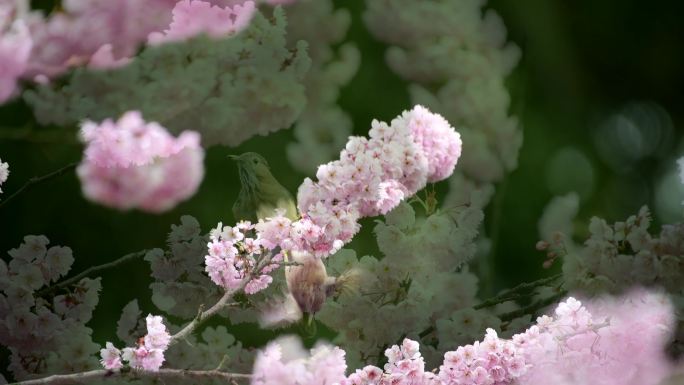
[0,1,682,385]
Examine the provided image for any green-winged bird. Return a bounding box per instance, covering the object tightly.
[229,152,298,222]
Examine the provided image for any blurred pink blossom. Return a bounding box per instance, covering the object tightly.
[148,0,256,45]
[77,111,204,213]
[516,288,676,385]
[252,336,347,385]
[0,18,32,103]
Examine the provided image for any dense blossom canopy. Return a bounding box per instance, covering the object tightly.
[0,1,681,385]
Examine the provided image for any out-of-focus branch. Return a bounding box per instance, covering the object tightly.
[37,250,149,297]
[0,162,78,209]
[418,274,565,338]
[10,368,251,385]
[474,273,563,310]
[499,289,568,323]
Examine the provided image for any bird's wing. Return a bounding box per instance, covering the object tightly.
[257,185,298,221]
[233,192,258,222]
[256,196,298,221]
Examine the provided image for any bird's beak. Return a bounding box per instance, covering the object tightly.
[227,154,239,161]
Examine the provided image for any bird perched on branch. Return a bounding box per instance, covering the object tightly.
[230,152,360,332]
[229,152,298,222]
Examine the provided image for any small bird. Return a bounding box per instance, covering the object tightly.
[229,152,298,222]
[230,152,360,332]
[285,250,362,335]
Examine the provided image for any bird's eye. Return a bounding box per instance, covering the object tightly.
[253,159,259,165]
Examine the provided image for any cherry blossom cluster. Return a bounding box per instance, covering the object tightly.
[115,295,255,375]
[262,105,461,258]
[335,327,525,385]
[536,199,683,356]
[548,205,683,295]
[0,236,102,380]
[298,105,461,217]
[342,339,441,385]
[100,314,171,371]
[0,0,175,85]
[25,6,310,147]
[0,0,261,103]
[438,328,527,384]
[76,111,205,213]
[148,0,256,45]
[0,4,32,104]
[516,290,676,385]
[205,221,281,295]
[251,291,677,385]
[0,157,9,193]
[251,336,348,385]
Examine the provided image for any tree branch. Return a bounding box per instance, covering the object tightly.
[0,126,80,144]
[9,368,251,385]
[37,250,148,297]
[418,274,565,339]
[170,252,275,344]
[14,252,278,385]
[499,289,568,323]
[0,162,78,209]
[473,273,563,310]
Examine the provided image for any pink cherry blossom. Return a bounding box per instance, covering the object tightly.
[251,337,347,385]
[23,0,179,79]
[398,105,463,183]
[205,221,277,294]
[438,329,527,385]
[122,346,165,372]
[0,18,32,104]
[143,314,170,351]
[516,289,676,385]
[332,289,677,385]
[291,105,461,256]
[104,313,171,372]
[99,342,123,370]
[87,44,132,69]
[148,0,256,45]
[76,111,205,213]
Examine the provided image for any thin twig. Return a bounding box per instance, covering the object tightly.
[418,275,565,339]
[499,289,568,323]
[37,250,148,297]
[0,127,80,144]
[474,274,563,310]
[9,368,251,385]
[0,162,78,209]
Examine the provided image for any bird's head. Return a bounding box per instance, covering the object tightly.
[229,152,273,190]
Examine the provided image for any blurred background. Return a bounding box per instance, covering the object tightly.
[1,0,683,371]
